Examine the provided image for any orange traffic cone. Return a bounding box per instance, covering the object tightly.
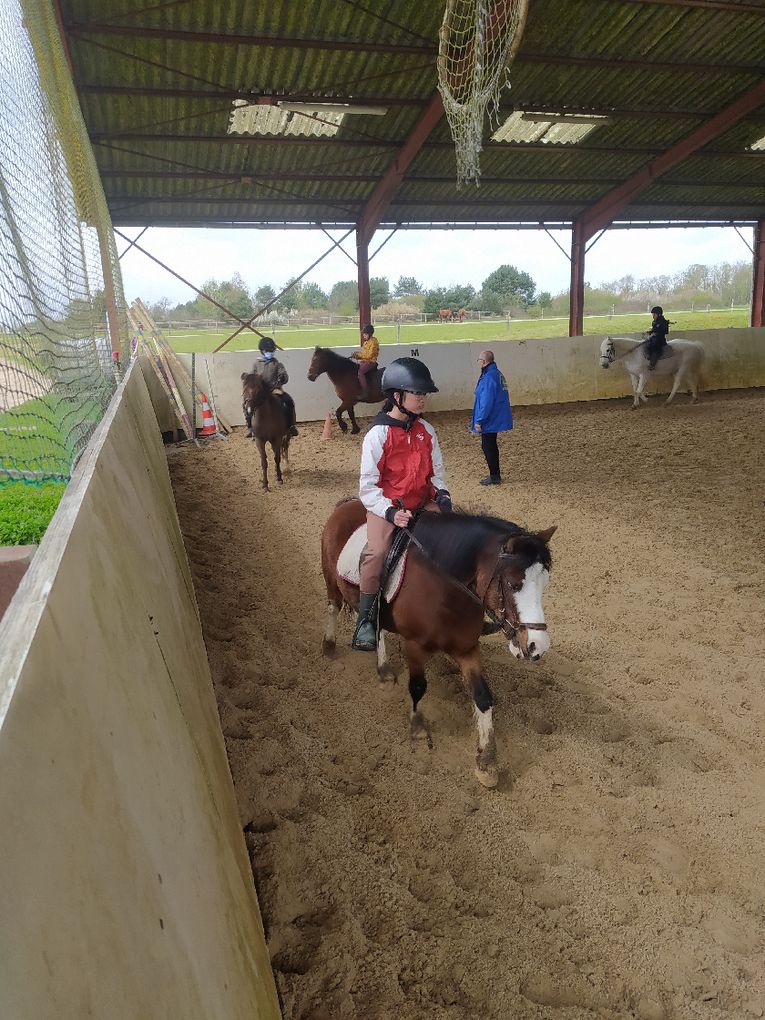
[199,392,216,436]
[321,410,333,440]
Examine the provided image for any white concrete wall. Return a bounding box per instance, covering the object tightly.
[175,327,765,424]
[0,363,280,1020]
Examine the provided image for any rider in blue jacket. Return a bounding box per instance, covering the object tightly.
[471,351,513,486]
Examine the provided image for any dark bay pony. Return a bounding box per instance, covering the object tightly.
[321,498,556,788]
[241,372,291,491]
[307,346,385,434]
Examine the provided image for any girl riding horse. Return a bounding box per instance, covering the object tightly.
[350,323,379,401]
[354,357,452,651]
[254,336,298,437]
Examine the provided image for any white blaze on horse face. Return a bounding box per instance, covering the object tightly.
[508,563,551,660]
[599,337,613,368]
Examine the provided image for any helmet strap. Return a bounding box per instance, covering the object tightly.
[392,391,419,431]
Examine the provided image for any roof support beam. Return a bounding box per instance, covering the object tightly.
[65,24,765,75]
[66,23,436,55]
[621,0,765,13]
[752,218,765,328]
[357,90,444,247]
[356,90,443,327]
[577,77,765,243]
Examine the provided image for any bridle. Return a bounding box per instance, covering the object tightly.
[600,339,616,367]
[401,523,547,656]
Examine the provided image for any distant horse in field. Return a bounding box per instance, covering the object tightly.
[438,308,453,322]
[241,372,291,490]
[321,498,556,788]
[456,307,467,322]
[600,335,706,409]
[307,346,384,434]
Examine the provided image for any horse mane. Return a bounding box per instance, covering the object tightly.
[411,512,551,581]
[315,345,352,366]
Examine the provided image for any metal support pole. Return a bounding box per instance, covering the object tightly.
[569,221,586,337]
[752,218,765,328]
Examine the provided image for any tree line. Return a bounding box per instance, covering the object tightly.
[145,259,751,323]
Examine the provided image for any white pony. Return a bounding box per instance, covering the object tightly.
[600,335,705,409]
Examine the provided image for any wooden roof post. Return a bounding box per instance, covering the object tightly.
[569,222,586,338]
[357,228,371,335]
[752,218,765,328]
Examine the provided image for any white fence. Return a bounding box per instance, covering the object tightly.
[172,327,765,427]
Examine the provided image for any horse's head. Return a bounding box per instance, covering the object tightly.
[496,526,556,661]
[600,336,616,368]
[241,370,268,412]
[307,346,326,382]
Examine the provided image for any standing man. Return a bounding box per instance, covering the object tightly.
[471,350,513,486]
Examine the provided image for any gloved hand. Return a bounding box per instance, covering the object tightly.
[434,489,452,513]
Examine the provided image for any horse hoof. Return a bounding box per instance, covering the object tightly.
[377,664,396,685]
[410,714,433,749]
[474,765,499,789]
[321,637,335,657]
[351,426,360,435]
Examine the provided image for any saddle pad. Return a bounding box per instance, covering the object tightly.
[336,524,408,602]
[641,340,672,361]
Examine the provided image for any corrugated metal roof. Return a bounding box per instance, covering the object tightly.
[60,0,765,229]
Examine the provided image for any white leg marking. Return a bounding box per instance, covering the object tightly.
[324,602,339,643]
[377,630,388,673]
[475,705,494,752]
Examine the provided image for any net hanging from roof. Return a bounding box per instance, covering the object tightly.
[437,0,529,187]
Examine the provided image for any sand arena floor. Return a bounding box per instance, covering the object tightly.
[167,388,764,1020]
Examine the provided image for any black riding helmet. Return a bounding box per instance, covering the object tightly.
[258,336,277,353]
[650,305,663,316]
[381,357,439,395]
[361,323,375,338]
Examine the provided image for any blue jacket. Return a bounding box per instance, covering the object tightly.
[471,361,513,433]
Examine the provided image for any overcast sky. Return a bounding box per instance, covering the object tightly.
[118,225,754,306]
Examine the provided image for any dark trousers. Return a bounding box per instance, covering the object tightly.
[481,432,500,477]
[280,391,296,427]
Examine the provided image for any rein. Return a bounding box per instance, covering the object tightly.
[399,515,547,648]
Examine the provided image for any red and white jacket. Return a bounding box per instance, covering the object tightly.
[359,412,448,519]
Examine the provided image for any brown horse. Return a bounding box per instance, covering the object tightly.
[321,498,556,787]
[307,346,385,434]
[241,372,291,491]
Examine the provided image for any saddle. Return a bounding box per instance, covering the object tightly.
[336,524,409,602]
[641,339,672,362]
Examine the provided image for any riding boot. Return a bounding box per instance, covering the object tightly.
[352,592,378,651]
[479,474,502,486]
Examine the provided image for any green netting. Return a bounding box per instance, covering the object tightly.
[0,0,128,484]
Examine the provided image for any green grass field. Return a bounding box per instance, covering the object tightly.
[0,394,105,482]
[164,308,749,353]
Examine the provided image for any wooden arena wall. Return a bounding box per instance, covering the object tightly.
[174,327,765,425]
[0,362,280,1019]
